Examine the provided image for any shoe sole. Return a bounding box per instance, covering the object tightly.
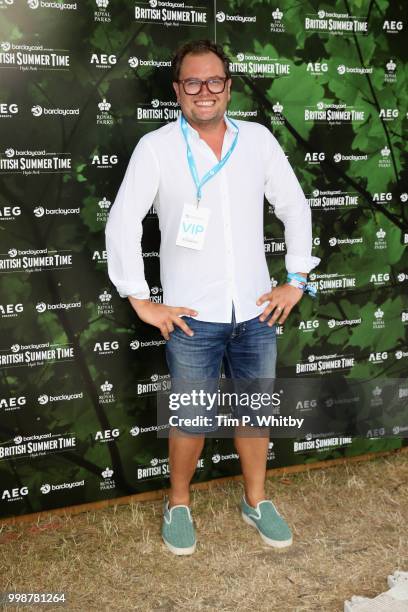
[241,511,293,548]
[162,535,196,556]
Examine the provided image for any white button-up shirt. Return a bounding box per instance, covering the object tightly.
[105,114,320,324]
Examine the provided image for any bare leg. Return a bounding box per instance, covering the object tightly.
[168,426,205,507]
[234,426,269,507]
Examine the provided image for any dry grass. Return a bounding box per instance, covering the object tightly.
[0,452,407,612]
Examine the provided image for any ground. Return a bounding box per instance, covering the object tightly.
[0,451,407,611]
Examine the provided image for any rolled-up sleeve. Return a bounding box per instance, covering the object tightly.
[105,136,160,299]
[263,128,321,274]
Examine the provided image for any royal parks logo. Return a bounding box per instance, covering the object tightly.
[0,41,70,72]
[372,307,385,330]
[136,99,180,122]
[374,228,387,250]
[0,147,72,175]
[135,0,208,27]
[99,380,115,404]
[27,0,77,11]
[94,0,111,22]
[94,196,111,223]
[229,52,290,78]
[378,145,391,169]
[0,247,73,273]
[307,189,359,210]
[0,341,75,369]
[270,7,285,32]
[96,98,116,126]
[304,101,365,124]
[97,288,114,315]
[384,59,397,83]
[304,9,368,35]
[100,467,115,491]
[269,101,284,126]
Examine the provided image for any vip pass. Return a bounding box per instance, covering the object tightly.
[287,272,317,298]
[180,114,239,206]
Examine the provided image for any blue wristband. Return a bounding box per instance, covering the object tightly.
[287,272,308,284]
[286,273,317,298]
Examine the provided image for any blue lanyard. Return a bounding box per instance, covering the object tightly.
[180,114,239,206]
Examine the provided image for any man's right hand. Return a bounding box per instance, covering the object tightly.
[128,297,198,340]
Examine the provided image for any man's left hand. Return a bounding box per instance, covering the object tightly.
[256,284,304,326]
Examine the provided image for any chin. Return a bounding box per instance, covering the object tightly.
[191,110,224,124]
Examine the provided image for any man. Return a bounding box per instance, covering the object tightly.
[105,40,320,556]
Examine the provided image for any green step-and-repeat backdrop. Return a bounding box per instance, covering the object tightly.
[0,0,407,519]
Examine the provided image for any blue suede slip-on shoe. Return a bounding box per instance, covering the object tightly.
[161,499,197,555]
[241,495,293,548]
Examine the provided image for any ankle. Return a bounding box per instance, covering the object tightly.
[245,492,266,508]
[168,494,190,508]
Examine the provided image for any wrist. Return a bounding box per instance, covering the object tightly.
[128,296,151,312]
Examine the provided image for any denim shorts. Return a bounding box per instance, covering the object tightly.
[164,303,277,434]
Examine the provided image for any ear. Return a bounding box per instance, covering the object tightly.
[227,78,232,102]
[173,81,180,103]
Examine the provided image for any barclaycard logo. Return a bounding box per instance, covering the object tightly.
[216,10,256,23]
[27,0,77,8]
[31,104,79,116]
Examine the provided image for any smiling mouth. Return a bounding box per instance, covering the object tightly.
[194,100,216,107]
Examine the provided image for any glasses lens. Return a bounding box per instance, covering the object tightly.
[207,78,226,93]
[184,80,202,94]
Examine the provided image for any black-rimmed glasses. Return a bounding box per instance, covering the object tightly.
[177,76,228,95]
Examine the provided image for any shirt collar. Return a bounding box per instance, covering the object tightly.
[178,112,238,140]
